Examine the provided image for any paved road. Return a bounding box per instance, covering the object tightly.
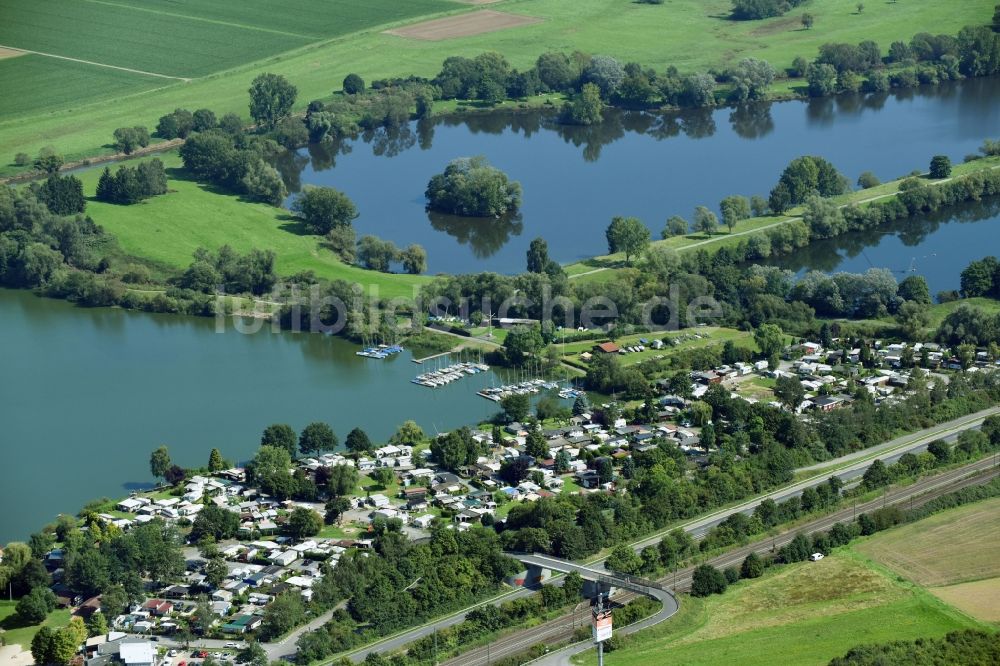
[797,406,1000,472]
[461,457,1000,666]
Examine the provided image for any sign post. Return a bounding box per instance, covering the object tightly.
[592,594,613,666]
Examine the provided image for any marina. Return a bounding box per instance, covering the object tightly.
[412,361,491,387]
[477,379,581,402]
[356,344,404,359]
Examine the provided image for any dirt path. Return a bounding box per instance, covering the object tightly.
[0,43,191,81]
[568,168,1000,280]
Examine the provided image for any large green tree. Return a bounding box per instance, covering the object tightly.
[150,446,171,480]
[248,73,297,129]
[261,423,298,457]
[292,187,358,234]
[299,422,337,456]
[605,216,650,266]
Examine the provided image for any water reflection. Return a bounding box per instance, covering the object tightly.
[273,78,1000,274]
[428,211,524,258]
[729,103,774,139]
[768,197,1000,291]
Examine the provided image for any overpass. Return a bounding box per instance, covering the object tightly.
[508,552,679,637]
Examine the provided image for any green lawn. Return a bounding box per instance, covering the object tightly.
[0,602,72,651]
[925,297,1000,328]
[0,0,993,172]
[589,552,986,666]
[75,153,430,299]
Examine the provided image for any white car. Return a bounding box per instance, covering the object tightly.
[809,552,825,562]
[224,643,238,648]
[169,651,178,658]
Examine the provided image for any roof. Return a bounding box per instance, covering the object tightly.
[119,642,155,665]
[595,342,620,353]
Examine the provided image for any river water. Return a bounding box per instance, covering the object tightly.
[0,288,507,541]
[282,78,1000,274]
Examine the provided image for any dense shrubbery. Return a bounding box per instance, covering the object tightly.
[95,159,168,205]
[292,523,519,660]
[33,174,86,215]
[179,130,287,205]
[830,630,1000,666]
[425,156,522,217]
[731,0,806,20]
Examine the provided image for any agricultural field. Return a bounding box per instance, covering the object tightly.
[589,552,984,666]
[0,55,167,119]
[0,0,994,173]
[76,153,431,300]
[854,496,1000,587]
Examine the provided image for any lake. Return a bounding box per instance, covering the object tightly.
[768,197,1000,295]
[282,78,1000,274]
[0,288,513,542]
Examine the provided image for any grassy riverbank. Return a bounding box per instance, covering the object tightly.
[75,153,431,300]
[1,0,993,174]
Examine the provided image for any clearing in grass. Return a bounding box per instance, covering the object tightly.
[854,496,1000,587]
[75,153,430,300]
[386,10,543,41]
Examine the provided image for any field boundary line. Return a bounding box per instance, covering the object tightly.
[81,0,320,40]
[0,44,190,81]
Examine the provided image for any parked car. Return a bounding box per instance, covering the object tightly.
[169,651,178,658]
[809,552,825,561]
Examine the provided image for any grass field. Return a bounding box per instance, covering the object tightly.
[0,0,994,173]
[855,496,1000,587]
[0,601,72,651]
[586,552,984,666]
[558,328,756,369]
[76,153,431,299]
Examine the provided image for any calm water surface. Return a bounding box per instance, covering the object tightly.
[0,288,507,541]
[282,78,1000,273]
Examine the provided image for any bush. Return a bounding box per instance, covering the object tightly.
[14,152,30,166]
[691,564,728,597]
[929,155,952,179]
[857,171,880,189]
[343,73,365,95]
